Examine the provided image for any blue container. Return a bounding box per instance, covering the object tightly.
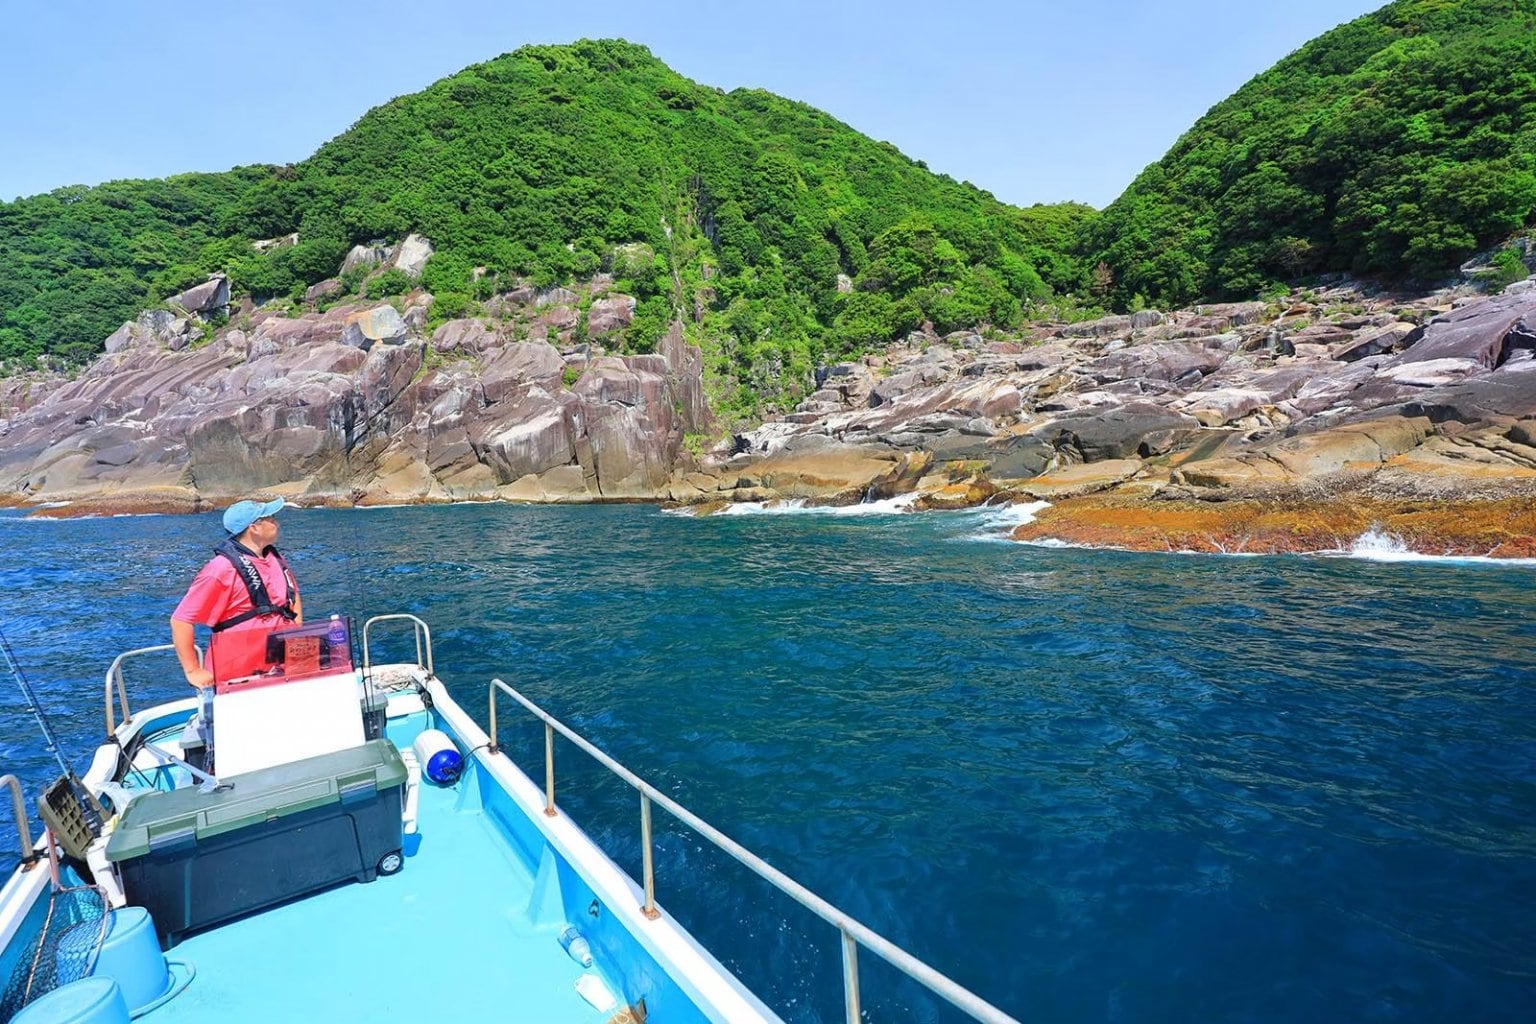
[11,977,130,1024]
[94,908,171,1013]
[56,907,169,1014]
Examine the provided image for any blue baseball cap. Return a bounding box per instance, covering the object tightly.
[222,498,286,536]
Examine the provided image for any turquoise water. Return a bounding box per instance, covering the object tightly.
[2,504,1533,1023]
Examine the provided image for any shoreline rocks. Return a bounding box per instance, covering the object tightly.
[4,261,1536,557]
[1007,491,1536,559]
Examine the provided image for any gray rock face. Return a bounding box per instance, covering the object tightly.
[390,234,434,277]
[0,297,706,504]
[11,278,1536,509]
[1031,403,1200,461]
[341,244,390,275]
[431,319,497,355]
[340,306,409,350]
[1392,292,1536,369]
[168,275,230,318]
[587,294,637,337]
[1087,342,1226,384]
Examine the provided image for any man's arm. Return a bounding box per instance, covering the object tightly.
[293,593,303,626]
[171,618,213,689]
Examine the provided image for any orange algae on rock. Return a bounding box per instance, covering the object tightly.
[1011,495,1536,557]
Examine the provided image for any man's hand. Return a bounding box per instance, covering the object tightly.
[171,617,211,690]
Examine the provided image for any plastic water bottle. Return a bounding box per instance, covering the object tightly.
[327,614,347,651]
[558,925,593,967]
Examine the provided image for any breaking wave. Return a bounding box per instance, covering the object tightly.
[709,493,922,516]
[1338,525,1536,566]
[963,499,1052,542]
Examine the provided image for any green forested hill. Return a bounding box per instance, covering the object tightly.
[1085,0,1536,308]
[9,8,1536,387]
[0,39,1087,403]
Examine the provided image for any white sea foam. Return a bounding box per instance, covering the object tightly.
[711,493,922,516]
[1334,525,1536,566]
[963,499,1053,542]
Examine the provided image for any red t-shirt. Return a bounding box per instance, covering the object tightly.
[174,548,297,680]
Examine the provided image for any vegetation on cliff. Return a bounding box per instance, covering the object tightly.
[1085,0,1536,308]
[0,39,1086,414]
[5,1,1536,405]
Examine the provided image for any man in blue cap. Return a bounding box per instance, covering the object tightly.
[171,498,303,687]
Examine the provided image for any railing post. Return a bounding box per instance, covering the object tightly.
[488,681,500,754]
[641,793,659,919]
[543,722,557,817]
[842,928,861,1024]
[482,677,1023,1024]
[1,775,38,867]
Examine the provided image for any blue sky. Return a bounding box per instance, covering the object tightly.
[1,0,1383,209]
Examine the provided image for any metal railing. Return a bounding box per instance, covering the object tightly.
[102,612,435,739]
[487,678,1021,1024]
[104,644,199,736]
[361,614,434,678]
[1,774,38,867]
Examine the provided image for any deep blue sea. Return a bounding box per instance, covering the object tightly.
[1,503,1533,1023]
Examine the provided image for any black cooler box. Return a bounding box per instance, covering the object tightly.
[106,739,406,945]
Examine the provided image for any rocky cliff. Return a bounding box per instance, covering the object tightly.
[0,273,708,510]
[695,278,1536,555]
[3,264,1535,556]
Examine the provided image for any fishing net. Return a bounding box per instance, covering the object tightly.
[0,883,110,1018]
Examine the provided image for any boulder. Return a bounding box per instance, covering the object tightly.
[305,279,343,303]
[500,465,593,502]
[587,294,637,337]
[252,232,299,253]
[1178,389,1271,427]
[1393,363,1536,424]
[1086,341,1227,384]
[341,244,389,275]
[481,342,564,402]
[431,318,497,355]
[341,306,409,350]
[167,275,230,318]
[1375,358,1482,388]
[1392,291,1536,369]
[1018,459,1143,499]
[1177,417,1433,489]
[748,445,914,500]
[921,431,1054,480]
[535,287,579,308]
[389,234,434,277]
[1290,323,1355,345]
[870,364,950,406]
[102,322,136,355]
[1058,314,1135,339]
[471,390,580,482]
[1331,322,1421,361]
[1031,403,1201,462]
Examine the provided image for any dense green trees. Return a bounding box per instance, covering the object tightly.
[0,40,1077,402]
[1085,0,1536,308]
[6,2,1536,398]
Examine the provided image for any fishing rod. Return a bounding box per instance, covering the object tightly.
[0,625,105,832]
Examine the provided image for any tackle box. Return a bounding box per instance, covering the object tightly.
[106,739,406,945]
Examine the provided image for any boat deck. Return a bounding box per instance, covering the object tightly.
[138,753,616,1023]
